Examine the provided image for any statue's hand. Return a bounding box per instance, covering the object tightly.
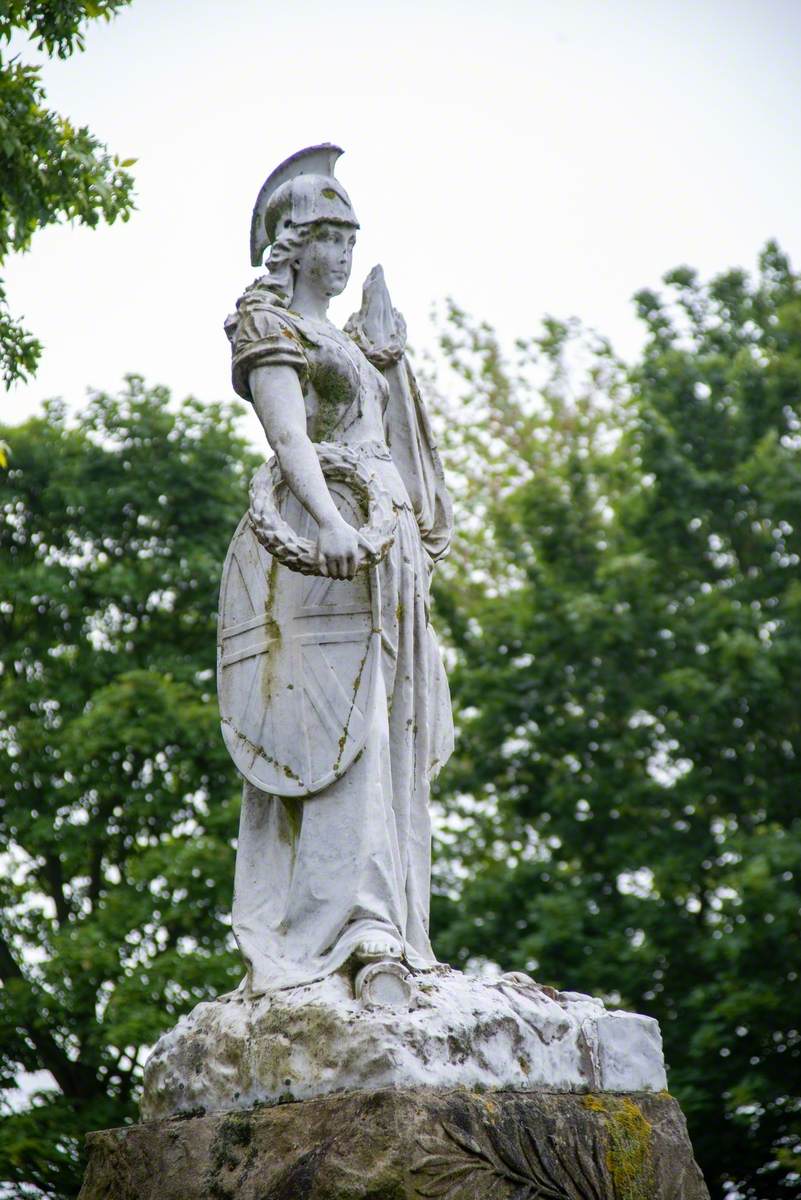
[317,517,361,579]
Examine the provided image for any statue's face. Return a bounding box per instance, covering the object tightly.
[295,221,357,299]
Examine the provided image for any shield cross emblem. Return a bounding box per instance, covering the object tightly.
[217,481,381,797]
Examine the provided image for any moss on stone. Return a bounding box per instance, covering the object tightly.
[205,1110,256,1200]
[311,367,352,439]
[583,1093,655,1200]
[81,1088,708,1200]
[259,557,281,705]
[281,796,303,848]
[247,1001,344,1093]
[211,1111,254,1168]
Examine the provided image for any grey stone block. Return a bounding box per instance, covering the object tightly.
[79,1086,709,1200]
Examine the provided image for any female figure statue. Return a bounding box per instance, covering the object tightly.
[221,145,454,994]
[139,143,671,1135]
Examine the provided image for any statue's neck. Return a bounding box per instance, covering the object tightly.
[290,280,330,322]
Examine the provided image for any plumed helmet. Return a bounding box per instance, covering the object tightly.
[249,143,359,267]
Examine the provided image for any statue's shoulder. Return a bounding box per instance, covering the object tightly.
[224,277,302,348]
[225,278,314,401]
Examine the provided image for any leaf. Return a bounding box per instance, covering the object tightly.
[0,4,136,384]
[413,1116,568,1199]
[440,1120,495,1163]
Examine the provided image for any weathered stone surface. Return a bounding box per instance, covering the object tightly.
[141,967,667,1120]
[79,1087,710,1200]
[222,145,458,997]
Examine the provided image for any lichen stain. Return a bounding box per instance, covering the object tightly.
[280,797,303,852]
[333,641,371,772]
[223,720,301,786]
[260,557,281,706]
[249,1004,343,1094]
[583,1094,655,1200]
[310,367,351,440]
[211,1110,254,1171]
[205,1109,256,1198]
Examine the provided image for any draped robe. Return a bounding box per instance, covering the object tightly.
[224,269,453,992]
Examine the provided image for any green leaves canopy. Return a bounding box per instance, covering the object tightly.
[0,380,256,1196]
[0,1,135,386]
[1,244,799,1200]
[429,243,801,1200]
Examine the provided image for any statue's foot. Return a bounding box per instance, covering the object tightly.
[354,936,403,964]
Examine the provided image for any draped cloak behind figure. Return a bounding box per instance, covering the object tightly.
[224,266,454,993]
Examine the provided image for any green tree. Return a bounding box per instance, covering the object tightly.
[429,243,801,1200]
[0,1,136,386]
[0,379,257,1197]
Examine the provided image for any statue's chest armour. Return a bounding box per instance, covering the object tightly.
[217,483,381,797]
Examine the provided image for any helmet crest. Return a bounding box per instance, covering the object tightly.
[249,143,359,267]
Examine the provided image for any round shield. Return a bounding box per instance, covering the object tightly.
[217,478,381,797]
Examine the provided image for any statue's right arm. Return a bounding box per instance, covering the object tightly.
[248,364,360,579]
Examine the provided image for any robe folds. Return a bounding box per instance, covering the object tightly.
[225,272,454,992]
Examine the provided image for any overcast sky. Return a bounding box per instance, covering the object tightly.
[3,0,801,445]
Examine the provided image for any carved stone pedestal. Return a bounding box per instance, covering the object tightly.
[139,969,668,1120]
[79,1086,709,1200]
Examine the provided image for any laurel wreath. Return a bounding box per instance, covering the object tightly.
[248,442,398,576]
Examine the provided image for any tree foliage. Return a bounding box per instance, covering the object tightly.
[1,247,799,1200]
[0,380,256,1197]
[429,242,801,1200]
[0,1,135,386]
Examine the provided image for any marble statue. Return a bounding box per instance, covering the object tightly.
[81,147,711,1200]
[218,143,454,997]
[139,144,671,1123]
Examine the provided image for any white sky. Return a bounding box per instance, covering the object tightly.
[3,0,801,445]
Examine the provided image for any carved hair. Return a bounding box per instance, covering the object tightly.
[261,222,313,307]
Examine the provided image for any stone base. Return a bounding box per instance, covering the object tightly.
[141,968,667,1119]
[79,1086,709,1199]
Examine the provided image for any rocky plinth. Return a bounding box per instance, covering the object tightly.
[141,968,667,1120]
[79,1086,709,1200]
